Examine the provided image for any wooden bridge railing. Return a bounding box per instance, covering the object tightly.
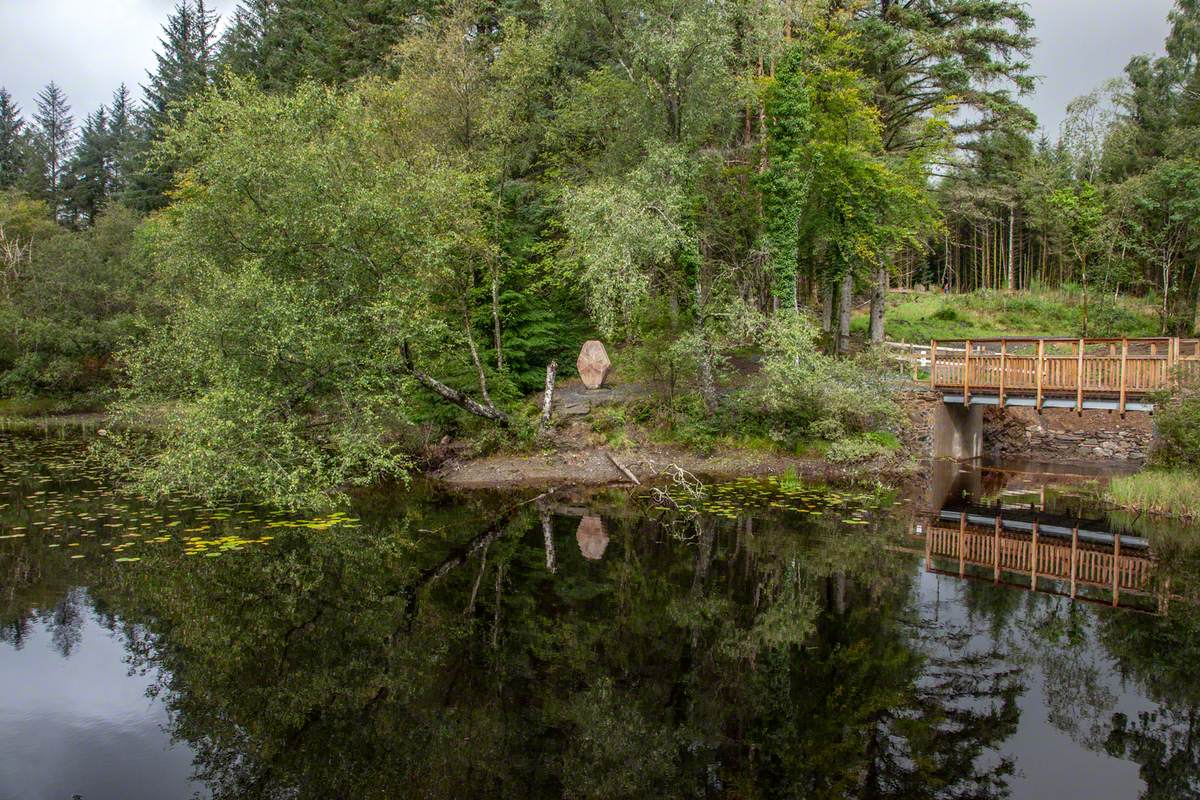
[928,337,1200,412]
[925,514,1153,608]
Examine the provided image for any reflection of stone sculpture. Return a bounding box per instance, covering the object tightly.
[576,340,612,389]
[576,515,609,561]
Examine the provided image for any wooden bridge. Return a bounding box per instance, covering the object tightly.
[919,337,1200,413]
[923,507,1158,609]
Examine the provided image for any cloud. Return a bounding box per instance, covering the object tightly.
[0,0,235,119]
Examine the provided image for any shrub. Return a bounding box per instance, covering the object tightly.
[751,310,901,450]
[827,431,900,465]
[1151,379,1200,472]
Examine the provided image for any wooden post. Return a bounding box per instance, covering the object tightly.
[1118,339,1129,416]
[1112,532,1121,608]
[958,511,966,578]
[993,514,1001,583]
[930,340,938,389]
[998,339,1007,408]
[1076,338,1085,414]
[1030,520,1039,592]
[1070,526,1078,599]
[963,339,972,406]
[1035,339,1045,412]
[924,518,932,570]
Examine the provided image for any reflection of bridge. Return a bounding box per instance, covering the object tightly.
[929,337,1200,413]
[922,506,1158,610]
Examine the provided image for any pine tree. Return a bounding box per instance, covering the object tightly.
[128,0,220,210]
[106,84,138,198]
[0,88,25,189]
[24,82,74,218]
[66,106,112,225]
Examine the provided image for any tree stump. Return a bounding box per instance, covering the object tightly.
[576,340,612,389]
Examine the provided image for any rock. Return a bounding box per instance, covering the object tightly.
[576,340,612,390]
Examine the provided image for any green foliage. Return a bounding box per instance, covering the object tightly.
[752,310,900,447]
[853,288,1161,343]
[827,432,900,466]
[0,193,145,399]
[1151,379,1200,473]
[104,78,516,507]
[1106,469,1200,520]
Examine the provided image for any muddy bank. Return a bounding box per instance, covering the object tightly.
[434,442,915,490]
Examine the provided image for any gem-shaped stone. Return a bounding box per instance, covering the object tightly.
[576,340,611,389]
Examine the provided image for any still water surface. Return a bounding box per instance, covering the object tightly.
[1,435,1198,800]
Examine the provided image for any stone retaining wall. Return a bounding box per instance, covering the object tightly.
[983,406,1154,462]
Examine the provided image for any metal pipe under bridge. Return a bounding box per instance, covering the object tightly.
[894,337,1200,413]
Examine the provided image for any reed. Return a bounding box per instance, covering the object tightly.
[1106,469,1200,520]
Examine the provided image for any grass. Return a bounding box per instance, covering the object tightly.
[852,288,1161,343]
[1106,469,1200,520]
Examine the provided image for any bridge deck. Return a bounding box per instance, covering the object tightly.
[928,337,1200,413]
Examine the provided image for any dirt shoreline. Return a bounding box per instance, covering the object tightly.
[434,443,916,490]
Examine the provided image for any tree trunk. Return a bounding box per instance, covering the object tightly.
[868,262,887,344]
[491,265,503,371]
[838,272,852,355]
[821,282,834,333]
[538,360,557,433]
[1007,203,1016,291]
[402,342,510,425]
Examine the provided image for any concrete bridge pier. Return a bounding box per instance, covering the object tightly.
[933,402,983,461]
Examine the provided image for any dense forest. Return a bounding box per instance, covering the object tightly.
[3,0,1200,506]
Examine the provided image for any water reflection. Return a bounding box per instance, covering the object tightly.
[2,436,1200,798]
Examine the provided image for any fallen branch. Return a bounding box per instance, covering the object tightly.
[606,450,640,485]
[402,341,510,426]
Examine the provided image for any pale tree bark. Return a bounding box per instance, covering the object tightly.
[401,342,510,425]
[538,501,556,573]
[461,299,494,409]
[491,262,504,371]
[538,360,558,433]
[868,262,887,344]
[837,273,853,355]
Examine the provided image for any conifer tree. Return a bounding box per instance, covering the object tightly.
[24,82,74,218]
[106,84,138,198]
[128,0,220,210]
[0,88,25,190]
[66,106,112,225]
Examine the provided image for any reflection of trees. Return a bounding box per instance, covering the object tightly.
[1094,605,1200,799]
[47,492,1026,799]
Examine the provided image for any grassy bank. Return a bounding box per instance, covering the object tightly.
[853,288,1161,343]
[1106,469,1200,521]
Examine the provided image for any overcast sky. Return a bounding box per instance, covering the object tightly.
[0,0,1181,137]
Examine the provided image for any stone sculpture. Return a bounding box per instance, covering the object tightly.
[576,340,611,389]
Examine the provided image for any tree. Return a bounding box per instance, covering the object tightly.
[109,79,524,508]
[0,88,25,190]
[24,82,74,218]
[763,21,941,352]
[65,107,113,226]
[1048,182,1107,335]
[128,0,220,211]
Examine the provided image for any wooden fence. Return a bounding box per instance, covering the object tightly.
[926,338,1200,412]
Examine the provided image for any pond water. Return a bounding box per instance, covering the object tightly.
[2,434,1199,800]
